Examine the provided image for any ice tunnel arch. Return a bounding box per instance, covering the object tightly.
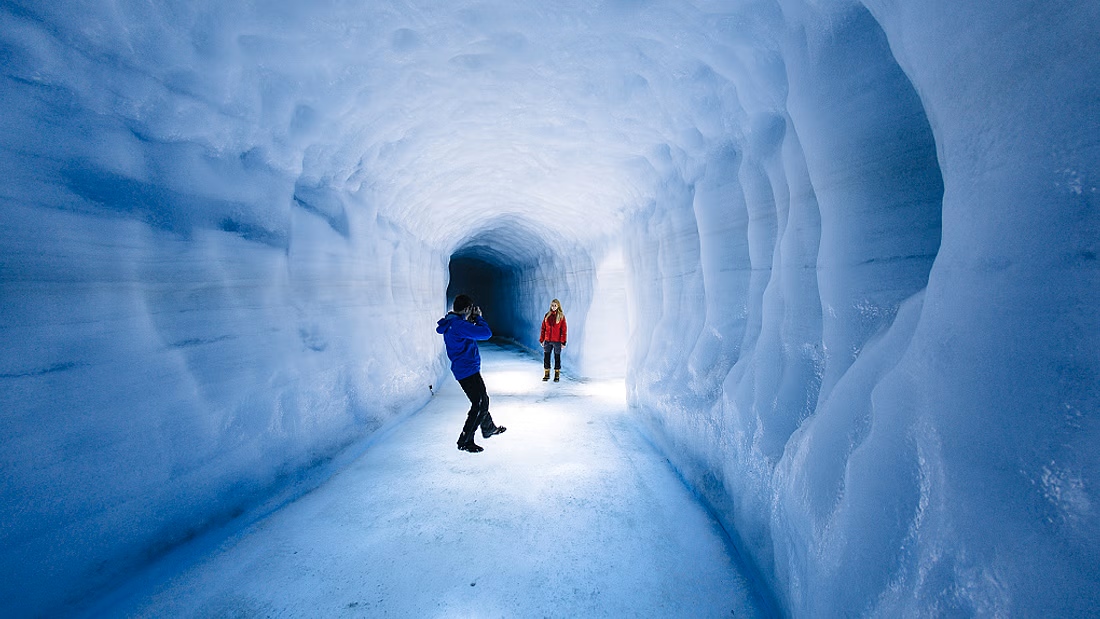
[445,217,599,355]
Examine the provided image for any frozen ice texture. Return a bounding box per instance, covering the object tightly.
[0,0,1096,616]
[85,346,769,618]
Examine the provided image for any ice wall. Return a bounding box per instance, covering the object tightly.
[0,4,448,615]
[1,0,1097,617]
[623,1,1100,617]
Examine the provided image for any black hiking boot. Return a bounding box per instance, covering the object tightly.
[458,442,484,453]
[483,426,507,439]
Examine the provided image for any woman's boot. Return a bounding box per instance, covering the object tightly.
[543,368,550,381]
[553,369,560,382]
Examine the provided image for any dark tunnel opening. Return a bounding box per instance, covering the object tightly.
[446,252,524,341]
[444,218,574,351]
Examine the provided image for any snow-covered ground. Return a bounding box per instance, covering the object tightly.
[86,342,770,618]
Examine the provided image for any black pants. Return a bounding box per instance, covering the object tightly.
[543,341,562,370]
[457,372,497,446]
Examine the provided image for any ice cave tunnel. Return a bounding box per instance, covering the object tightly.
[1,0,1098,616]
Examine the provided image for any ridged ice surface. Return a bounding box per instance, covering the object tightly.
[0,1,1097,617]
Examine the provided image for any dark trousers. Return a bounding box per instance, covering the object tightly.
[457,372,497,446]
[543,341,562,370]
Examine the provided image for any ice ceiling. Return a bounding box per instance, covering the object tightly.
[283,0,737,250]
[50,0,747,249]
[1,0,1097,617]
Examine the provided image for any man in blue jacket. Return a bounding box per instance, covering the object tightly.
[436,294,506,453]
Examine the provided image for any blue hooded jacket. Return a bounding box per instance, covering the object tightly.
[436,312,492,380]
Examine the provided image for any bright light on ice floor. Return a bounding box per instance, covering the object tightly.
[90,342,769,618]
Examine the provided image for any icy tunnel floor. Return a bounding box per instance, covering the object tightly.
[90,342,768,618]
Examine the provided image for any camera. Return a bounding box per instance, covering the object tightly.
[467,305,481,321]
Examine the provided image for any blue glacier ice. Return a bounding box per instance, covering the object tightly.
[0,0,1097,616]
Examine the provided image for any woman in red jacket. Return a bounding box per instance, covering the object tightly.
[539,299,567,382]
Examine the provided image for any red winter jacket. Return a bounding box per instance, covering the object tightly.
[540,313,567,344]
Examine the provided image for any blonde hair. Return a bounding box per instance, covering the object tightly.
[544,299,565,323]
